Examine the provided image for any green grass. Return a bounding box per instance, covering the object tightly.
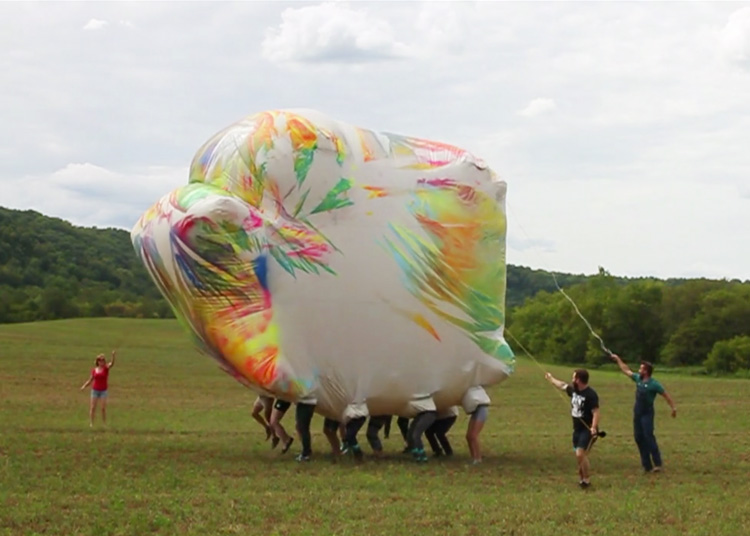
[2,318,750,535]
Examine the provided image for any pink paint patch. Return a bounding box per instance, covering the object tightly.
[417,178,456,188]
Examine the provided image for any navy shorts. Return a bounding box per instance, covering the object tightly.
[274,400,292,412]
[572,428,594,450]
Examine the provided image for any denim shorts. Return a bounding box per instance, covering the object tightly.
[572,428,594,451]
[91,389,108,399]
[471,404,489,423]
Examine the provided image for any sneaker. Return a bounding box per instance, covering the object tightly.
[271,436,280,449]
[401,446,411,454]
[295,454,310,462]
[433,450,444,458]
[281,438,294,454]
[652,466,662,473]
[471,459,482,465]
[265,426,272,441]
[352,446,364,462]
[340,443,350,455]
[579,481,591,489]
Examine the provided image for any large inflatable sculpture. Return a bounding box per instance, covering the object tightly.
[131,109,514,420]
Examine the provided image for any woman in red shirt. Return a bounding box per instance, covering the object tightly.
[80,351,116,427]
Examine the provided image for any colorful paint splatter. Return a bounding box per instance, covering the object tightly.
[132,109,514,401]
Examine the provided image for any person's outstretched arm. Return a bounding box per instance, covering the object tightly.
[107,350,116,369]
[80,375,93,390]
[544,372,568,391]
[610,354,633,377]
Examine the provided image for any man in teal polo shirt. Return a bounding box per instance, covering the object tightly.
[611,354,677,473]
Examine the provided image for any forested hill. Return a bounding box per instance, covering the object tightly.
[3,207,750,372]
[0,206,588,323]
[0,207,168,323]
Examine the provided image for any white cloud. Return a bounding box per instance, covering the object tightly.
[518,98,557,118]
[83,18,108,30]
[261,2,410,64]
[2,2,750,280]
[0,163,187,230]
[719,7,750,69]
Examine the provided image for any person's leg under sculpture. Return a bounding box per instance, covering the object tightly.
[295,402,316,461]
[425,421,443,456]
[434,416,456,456]
[323,418,341,456]
[366,416,388,455]
[344,416,367,460]
[408,411,437,462]
[397,417,411,451]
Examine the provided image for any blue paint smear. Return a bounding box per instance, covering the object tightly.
[253,255,269,290]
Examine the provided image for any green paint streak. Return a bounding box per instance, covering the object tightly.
[293,189,311,217]
[294,148,316,186]
[310,178,354,215]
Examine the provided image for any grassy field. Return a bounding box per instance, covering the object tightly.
[1,318,750,535]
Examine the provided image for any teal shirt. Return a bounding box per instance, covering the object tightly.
[631,373,665,414]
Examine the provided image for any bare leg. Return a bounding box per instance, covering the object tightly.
[263,398,273,424]
[323,426,341,455]
[89,397,97,427]
[466,416,486,463]
[270,408,291,448]
[576,448,590,483]
[101,398,107,426]
[251,399,272,440]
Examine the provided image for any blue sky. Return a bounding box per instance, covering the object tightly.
[1,1,749,280]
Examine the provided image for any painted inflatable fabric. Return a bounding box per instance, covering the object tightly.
[131,109,514,419]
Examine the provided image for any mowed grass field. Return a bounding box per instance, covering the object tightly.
[2,318,750,536]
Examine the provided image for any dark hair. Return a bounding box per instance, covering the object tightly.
[573,369,589,384]
[640,361,654,376]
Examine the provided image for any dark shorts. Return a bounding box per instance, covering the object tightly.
[323,417,340,432]
[572,428,594,451]
[274,400,292,412]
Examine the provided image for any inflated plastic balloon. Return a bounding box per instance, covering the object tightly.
[131,109,514,419]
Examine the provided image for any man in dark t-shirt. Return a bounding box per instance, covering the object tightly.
[611,354,677,473]
[545,368,601,489]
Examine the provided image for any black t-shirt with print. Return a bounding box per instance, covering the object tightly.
[565,385,599,431]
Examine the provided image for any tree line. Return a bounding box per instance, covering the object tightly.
[507,268,750,375]
[0,206,584,325]
[2,207,748,373]
[0,207,171,323]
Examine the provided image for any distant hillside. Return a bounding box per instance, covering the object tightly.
[0,207,169,323]
[0,206,608,324]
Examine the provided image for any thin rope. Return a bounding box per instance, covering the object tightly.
[549,272,613,358]
[506,201,613,357]
[507,320,601,437]
[505,329,571,405]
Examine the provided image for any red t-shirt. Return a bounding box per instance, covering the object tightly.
[92,367,109,391]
